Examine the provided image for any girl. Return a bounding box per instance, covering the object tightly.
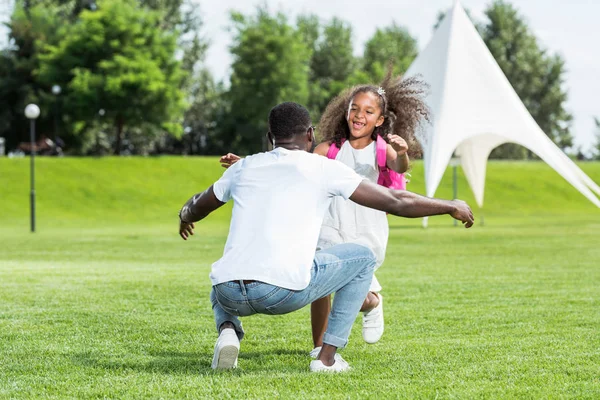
[309,73,429,353]
[219,72,429,353]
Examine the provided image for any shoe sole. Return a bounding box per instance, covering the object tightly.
[214,344,239,369]
[363,334,383,344]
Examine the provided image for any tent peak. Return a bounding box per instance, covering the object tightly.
[405,0,600,226]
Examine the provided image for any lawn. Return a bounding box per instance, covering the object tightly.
[1,157,599,398]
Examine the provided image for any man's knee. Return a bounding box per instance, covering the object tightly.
[351,244,377,270]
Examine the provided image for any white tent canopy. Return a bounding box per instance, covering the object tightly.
[404,1,600,226]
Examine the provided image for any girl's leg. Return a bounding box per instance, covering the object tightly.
[360,291,381,312]
[311,295,331,347]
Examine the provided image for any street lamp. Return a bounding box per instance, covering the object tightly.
[184,126,193,154]
[52,85,61,138]
[25,104,40,233]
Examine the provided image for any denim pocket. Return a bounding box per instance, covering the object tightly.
[214,284,256,316]
[214,283,242,303]
[264,290,297,315]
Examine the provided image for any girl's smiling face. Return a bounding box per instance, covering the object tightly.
[347,91,385,139]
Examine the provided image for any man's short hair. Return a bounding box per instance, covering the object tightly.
[268,102,312,139]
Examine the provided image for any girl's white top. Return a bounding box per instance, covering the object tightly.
[317,140,389,278]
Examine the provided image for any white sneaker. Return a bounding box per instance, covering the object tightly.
[309,346,322,359]
[211,328,240,369]
[310,346,344,361]
[362,293,384,344]
[309,354,351,373]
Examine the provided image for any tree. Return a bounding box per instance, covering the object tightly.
[1,0,206,154]
[310,18,356,84]
[299,16,358,121]
[141,0,217,155]
[175,69,226,155]
[37,0,185,154]
[0,3,63,152]
[223,8,310,154]
[296,14,320,56]
[363,23,418,82]
[142,0,209,88]
[484,1,573,157]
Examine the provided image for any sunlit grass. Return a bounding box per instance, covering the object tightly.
[1,158,599,398]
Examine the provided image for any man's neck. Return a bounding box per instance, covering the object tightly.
[273,142,306,151]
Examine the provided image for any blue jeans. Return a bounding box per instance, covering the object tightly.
[210,243,376,348]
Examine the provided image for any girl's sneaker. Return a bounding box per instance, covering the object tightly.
[310,346,344,361]
[362,294,384,343]
[309,355,351,373]
[309,346,322,359]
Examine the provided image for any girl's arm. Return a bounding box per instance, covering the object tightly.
[385,134,409,174]
[313,142,331,157]
[220,153,241,169]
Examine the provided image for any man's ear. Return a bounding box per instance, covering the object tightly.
[307,127,316,152]
[267,131,274,146]
[307,126,315,143]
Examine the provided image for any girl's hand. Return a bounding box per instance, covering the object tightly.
[386,134,408,156]
[220,153,241,169]
[179,220,195,240]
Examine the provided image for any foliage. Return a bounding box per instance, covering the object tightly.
[0,4,63,151]
[223,8,310,154]
[363,23,418,82]
[36,0,185,154]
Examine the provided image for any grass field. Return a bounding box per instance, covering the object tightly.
[1,157,599,398]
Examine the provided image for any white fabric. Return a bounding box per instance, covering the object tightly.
[317,141,388,292]
[404,1,600,227]
[211,147,364,290]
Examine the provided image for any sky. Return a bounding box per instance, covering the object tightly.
[1,0,598,151]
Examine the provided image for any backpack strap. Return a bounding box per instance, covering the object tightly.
[375,135,388,169]
[326,139,345,160]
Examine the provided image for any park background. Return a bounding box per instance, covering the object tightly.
[1,0,599,398]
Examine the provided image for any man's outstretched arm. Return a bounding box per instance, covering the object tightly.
[349,180,474,227]
[179,185,225,240]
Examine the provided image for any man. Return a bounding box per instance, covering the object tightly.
[179,102,474,373]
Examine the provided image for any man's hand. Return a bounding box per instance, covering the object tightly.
[386,134,408,156]
[179,220,195,240]
[450,200,474,228]
[220,153,241,169]
[177,186,225,240]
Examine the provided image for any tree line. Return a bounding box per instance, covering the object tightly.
[1,0,598,159]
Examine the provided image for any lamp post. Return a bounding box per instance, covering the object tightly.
[184,126,192,154]
[96,109,106,154]
[25,104,41,233]
[52,85,61,139]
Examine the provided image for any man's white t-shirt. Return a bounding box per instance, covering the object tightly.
[211,147,364,290]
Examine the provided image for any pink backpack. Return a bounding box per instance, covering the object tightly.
[326,136,407,190]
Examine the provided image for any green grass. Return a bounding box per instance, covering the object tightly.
[1,157,599,398]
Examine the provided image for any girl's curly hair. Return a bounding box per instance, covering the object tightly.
[317,70,430,159]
